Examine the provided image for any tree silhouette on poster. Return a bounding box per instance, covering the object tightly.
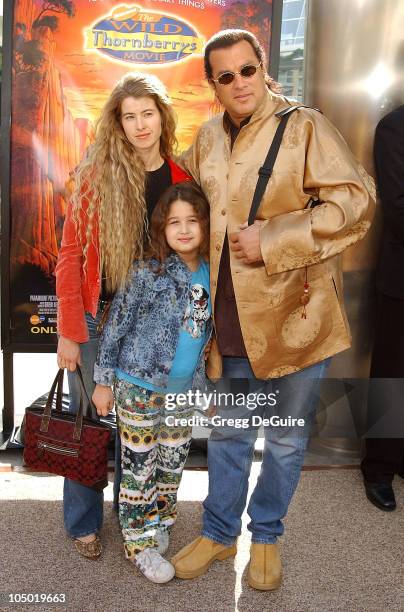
[11,0,79,292]
[33,1,75,27]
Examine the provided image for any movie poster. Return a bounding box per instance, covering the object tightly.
[9,0,273,345]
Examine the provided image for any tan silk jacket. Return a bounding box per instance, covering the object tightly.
[182,89,376,379]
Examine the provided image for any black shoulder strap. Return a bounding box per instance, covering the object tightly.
[248,105,318,226]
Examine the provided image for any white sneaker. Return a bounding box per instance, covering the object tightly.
[155,529,170,556]
[134,548,175,584]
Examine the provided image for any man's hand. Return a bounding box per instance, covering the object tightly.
[57,336,81,371]
[92,384,114,417]
[229,221,265,264]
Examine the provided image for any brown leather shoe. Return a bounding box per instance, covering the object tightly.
[74,535,102,559]
[172,536,237,579]
[247,543,282,590]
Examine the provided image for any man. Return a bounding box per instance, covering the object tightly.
[172,29,375,590]
[361,105,404,510]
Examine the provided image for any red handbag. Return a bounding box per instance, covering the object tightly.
[23,367,112,490]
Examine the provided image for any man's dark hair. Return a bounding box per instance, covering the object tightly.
[204,29,281,93]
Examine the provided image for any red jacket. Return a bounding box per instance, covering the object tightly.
[56,158,190,343]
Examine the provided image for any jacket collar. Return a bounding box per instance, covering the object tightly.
[223,112,251,134]
[164,253,193,284]
[167,158,192,183]
[250,88,291,124]
[221,89,291,132]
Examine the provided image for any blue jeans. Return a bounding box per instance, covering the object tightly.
[202,357,330,545]
[63,312,121,538]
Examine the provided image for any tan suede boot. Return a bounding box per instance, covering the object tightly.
[172,536,237,579]
[247,543,282,590]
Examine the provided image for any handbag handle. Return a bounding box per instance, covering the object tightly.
[248,105,319,226]
[39,366,96,441]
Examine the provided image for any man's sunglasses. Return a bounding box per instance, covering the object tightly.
[211,62,262,86]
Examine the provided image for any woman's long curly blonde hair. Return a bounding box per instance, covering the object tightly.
[71,72,177,292]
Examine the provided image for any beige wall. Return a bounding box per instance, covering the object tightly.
[305,0,404,376]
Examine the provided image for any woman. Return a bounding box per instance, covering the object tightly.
[56,72,190,559]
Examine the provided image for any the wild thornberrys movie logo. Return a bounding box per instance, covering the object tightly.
[85,4,205,65]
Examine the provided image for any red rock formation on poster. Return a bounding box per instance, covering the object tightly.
[11,0,88,277]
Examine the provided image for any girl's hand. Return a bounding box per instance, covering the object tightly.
[92,384,114,417]
[206,405,217,418]
[57,336,81,371]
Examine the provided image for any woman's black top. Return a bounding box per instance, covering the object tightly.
[100,160,172,302]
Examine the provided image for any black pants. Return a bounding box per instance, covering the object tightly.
[361,292,404,483]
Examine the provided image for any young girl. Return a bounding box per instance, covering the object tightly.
[92,182,211,583]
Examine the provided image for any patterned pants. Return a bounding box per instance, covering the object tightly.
[114,379,192,559]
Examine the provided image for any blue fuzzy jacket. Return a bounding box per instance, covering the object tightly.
[94,255,211,390]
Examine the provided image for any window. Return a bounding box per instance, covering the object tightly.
[279,0,306,101]
[282,2,302,21]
